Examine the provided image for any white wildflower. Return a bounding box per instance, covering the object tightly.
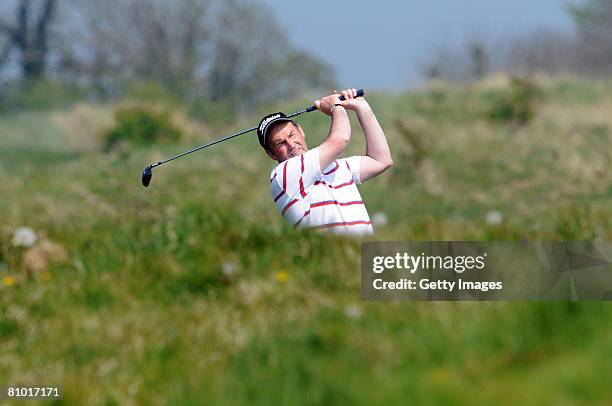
[344,304,363,320]
[222,260,239,277]
[485,211,503,225]
[12,227,38,248]
[372,212,388,227]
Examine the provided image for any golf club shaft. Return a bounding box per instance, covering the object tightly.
[150,125,258,168]
[148,89,365,169]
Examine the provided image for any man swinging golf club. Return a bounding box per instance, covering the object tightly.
[258,88,393,235]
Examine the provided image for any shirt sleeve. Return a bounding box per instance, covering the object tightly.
[270,147,322,201]
[345,156,362,184]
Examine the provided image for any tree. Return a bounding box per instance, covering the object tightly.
[0,0,57,81]
[420,30,579,84]
[470,42,488,80]
[568,0,612,74]
[206,0,333,109]
[421,45,475,84]
[55,0,210,98]
[505,29,577,75]
[56,0,333,108]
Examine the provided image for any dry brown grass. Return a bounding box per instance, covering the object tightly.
[52,103,114,152]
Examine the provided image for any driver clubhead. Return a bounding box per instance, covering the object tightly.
[142,166,153,187]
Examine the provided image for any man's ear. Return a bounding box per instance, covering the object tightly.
[265,149,278,161]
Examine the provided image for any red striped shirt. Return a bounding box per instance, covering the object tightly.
[309,220,372,230]
[273,190,285,202]
[310,200,364,208]
[323,161,339,175]
[333,180,355,189]
[282,198,298,214]
[293,210,311,228]
[282,161,288,192]
[299,154,306,197]
[270,150,372,235]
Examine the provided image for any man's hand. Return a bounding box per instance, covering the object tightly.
[314,92,342,116]
[338,88,370,112]
[314,88,366,116]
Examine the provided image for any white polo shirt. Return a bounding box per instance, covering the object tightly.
[270,147,373,235]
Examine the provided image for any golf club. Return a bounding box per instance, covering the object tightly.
[141,89,365,187]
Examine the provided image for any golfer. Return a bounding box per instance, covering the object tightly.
[257,88,393,235]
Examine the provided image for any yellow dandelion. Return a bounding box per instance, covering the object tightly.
[277,271,288,284]
[429,367,451,385]
[3,276,16,287]
[41,271,52,282]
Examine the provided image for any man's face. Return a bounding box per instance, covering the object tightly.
[265,121,308,162]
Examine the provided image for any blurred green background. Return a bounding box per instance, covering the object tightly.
[1,0,611,405]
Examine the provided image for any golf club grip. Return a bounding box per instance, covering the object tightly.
[305,89,365,112]
[340,88,365,100]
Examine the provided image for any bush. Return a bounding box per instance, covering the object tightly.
[0,79,84,113]
[102,107,182,150]
[487,77,539,125]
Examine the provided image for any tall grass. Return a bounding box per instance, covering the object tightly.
[0,76,610,404]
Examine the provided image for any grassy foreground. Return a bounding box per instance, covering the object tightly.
[0,76,611,405]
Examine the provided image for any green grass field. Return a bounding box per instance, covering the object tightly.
[1,76,611,405]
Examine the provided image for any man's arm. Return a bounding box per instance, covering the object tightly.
[354,100,393,182]
[336,89,392,182]
[314,90,356,170]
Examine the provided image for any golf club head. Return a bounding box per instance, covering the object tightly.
[142,166,153,187]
